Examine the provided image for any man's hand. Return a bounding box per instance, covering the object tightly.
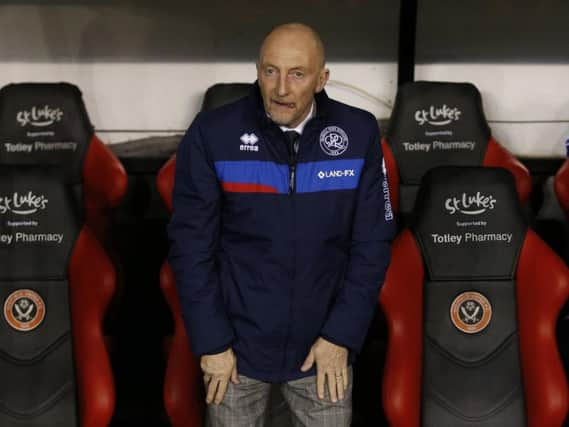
[300,337,349,403]
[201,348,239,405]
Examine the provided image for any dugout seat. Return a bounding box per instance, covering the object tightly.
[380,166,569,427]
[157,83,252,427]
[555,159,569,216]
[0,166,116,426]
[157,153,202,427]
[0,83,123,425]
[382,81,531,225]
[0,83,128,245]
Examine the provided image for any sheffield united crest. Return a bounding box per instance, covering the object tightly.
[3,289,46,332]
[450,291,492,334]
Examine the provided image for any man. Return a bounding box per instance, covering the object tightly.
[168,23,395,426]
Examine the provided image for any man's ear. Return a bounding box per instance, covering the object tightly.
[316,68,330,93]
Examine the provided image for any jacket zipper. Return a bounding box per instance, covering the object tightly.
[283,133,298,373]
[288,145,297,194]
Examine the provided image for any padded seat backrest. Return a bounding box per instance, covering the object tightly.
[414,168,527,426]
[0,83,127,242]
[380,167,569,427]
[382,81,531,225]
[0,167,80,427]
[201,83,252,112]
[0,84,90,179]
[0,166,115,426]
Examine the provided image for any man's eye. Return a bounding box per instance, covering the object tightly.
[265,68,276,76]
[292,71,304,78]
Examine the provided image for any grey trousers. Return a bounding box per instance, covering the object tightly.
[206,369,353,427]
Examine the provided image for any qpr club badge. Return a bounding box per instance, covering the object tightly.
[319,126,349,156]
[450,291,492,334]
[3,289,46,332]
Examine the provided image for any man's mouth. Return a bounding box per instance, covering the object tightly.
[272,100,295,109]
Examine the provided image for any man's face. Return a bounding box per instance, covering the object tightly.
[257,30,329,128]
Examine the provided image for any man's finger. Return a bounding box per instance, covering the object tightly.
[342,366,349,391]
[336,373,345,401]
[316,367,325,400]
[203,374,212,387]
[206,378,219,404]
[231,366,240,384]
[327,371,338,403]
[214,377,229,405]
[300,350,315,372]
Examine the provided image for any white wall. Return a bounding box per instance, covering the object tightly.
[0,2,398,144]
[1,2,568,157]
[415,0,569,158]
[0,61,398,143]
[416,64,569,157]
[5,61,567,157]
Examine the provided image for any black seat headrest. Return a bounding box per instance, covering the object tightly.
[387,81,491,185]
[0,83,92,179]
[412,167,527,281]
[201,83,252,112]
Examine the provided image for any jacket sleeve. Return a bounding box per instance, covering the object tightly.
[320,120,396,353]
[167,115,235,356]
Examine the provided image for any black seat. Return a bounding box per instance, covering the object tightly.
[0,82,127,245]
[0,82,122,426]
[381,166,569,427]
[381,81,531,227]
[0,166,116,426]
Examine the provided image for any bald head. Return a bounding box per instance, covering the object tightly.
[256,23,329,128]
[259,23,326,68]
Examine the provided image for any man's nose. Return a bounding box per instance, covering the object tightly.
[276,75,289,97]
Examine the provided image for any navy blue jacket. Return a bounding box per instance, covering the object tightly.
[168,84,395,382]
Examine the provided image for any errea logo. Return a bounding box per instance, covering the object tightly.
[17,105,63,127]
[240,133,259,152]
[317,169,355,179]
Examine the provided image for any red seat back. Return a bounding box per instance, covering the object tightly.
[156,156,204,427]
[70,227,117,427]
